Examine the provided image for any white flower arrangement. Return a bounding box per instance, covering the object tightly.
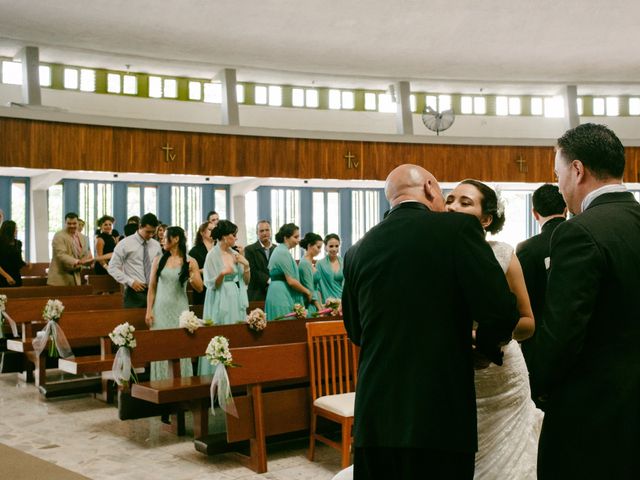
[42,299,64,322]
[205,335,234,367]
[0,294,7,312]
[324,297,342,316]
[246,308,267,331]
[109,322,137,386]
[293,303,307,319]
[179,310,202,334]
[109,322,137,349]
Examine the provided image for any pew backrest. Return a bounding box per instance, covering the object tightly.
[0,285,93,299]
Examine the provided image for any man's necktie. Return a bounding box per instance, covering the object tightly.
[143,240,151,284]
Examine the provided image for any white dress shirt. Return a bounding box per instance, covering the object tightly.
[108,233,162,287]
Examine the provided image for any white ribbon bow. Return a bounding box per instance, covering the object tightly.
[32,320,74,358]
[112,347,132,386]
[210,363,238,418]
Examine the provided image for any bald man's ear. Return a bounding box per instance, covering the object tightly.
[424,180,445,212]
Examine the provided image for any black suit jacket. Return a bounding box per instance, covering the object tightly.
[531,192,640,479]
[515,216,565,367]
[244,241,276,301]
[343,202,518,452]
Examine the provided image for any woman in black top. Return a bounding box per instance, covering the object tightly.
[188,222,215,304]
[0,220,26,287]
[94,215,118,275]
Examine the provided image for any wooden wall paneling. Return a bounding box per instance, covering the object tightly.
[0,118,638,183]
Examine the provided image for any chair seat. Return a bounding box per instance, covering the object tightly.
[314,392,355,416]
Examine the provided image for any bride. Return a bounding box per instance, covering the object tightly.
[446,179,543,479]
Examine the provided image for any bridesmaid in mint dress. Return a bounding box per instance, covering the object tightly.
[298,232,323,315]
[199,220,250,375]
[265,223,312,320]
[316,233,344,300]
[146,226,203,381]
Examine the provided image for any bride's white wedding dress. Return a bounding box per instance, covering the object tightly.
[474,241,543,479]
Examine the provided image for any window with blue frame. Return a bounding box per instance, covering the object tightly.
[48,184,64,258]
[171,185,202,247]
[351,190,380,244]
[79,182,113,250]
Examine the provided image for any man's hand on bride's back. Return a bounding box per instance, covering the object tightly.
[473,349,491,370]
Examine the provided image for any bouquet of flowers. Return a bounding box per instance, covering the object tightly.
[109,322,138,386]
[273,303,308,321]
[43,299,64,322]
[179,310,202,333]
[109,322,137,349]
[0,294,6,338]
[313,297,342,317]
[206,335,238,417]
[324,297,342,316]
[246,308,267,331]
[33,299,72,358]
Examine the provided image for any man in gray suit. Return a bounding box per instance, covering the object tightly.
[531,124,640,479]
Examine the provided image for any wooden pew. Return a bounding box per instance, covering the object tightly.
[19,263,49,277]
[0,285,93,299]
[2,294,123,340]
[21,277,48,286]
[84,275,122,294]
[132,340,310,473]
[7,308,146,397]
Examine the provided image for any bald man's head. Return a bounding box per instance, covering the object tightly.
[384,164,445,211]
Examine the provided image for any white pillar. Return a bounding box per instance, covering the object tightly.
[30,172,64,262]
[393,81,413,135]
[563,85,580,130]
[18,46,41,106]
[216,68,239,126]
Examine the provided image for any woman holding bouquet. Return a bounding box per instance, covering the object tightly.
[445,179,540,479]
[316,233,344,300]
[198,220,250,374]
[299,232,323,315]
[265,223,312,320]
[146,226,203,381]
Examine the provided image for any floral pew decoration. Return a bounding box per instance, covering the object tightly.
[246,308,267,332]
[313,297,342,317]
[32,299,73,359]
[0,294,15,338]
[109,322,138,387]
[205,335,239,417]
[272,303,308,321]
[179,310,202,334]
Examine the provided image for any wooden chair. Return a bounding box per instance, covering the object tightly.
[306,320,358,469]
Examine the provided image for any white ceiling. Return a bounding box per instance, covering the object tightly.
[0,0,639,95]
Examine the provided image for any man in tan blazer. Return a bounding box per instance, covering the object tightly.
[47,212,93,286]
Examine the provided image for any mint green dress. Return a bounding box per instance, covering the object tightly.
[298,257,321,315]
[316,256,344,301]
[150,265,193,380]
[199,244,248,375]
[265,244,303,320]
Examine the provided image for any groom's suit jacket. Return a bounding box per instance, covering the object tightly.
[342,202,518,453]
[531,192,640,479]
[515,216,565,368]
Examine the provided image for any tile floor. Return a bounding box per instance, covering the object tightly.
[0,372,344,479]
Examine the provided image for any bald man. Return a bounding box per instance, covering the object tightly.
[342,164,518,479]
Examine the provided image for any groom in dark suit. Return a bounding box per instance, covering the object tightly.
[531,123,640,479]
[343,164,518,479]
[515,184,566,371]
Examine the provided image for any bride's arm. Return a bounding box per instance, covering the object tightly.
[505,253,535,341]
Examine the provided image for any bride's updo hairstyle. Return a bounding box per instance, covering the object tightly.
[275,223,299,244]
[300,232,322,250]
[460,179,506,234]
[211,220,238,241]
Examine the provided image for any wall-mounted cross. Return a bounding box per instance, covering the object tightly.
[515,155,527,173]
[161,144,177,163]
[345,151,359,169]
